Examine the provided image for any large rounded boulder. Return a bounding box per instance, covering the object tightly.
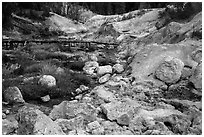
[155,56,184,84]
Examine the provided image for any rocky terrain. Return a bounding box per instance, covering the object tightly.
[2,4,202,135]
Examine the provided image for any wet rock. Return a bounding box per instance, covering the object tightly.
[40,95,50,102]
[2,119,18,135]
[99,74,111,83]
[49,101,97,122]
[83,61,99,75]
[55,116,84,134]
[155,56,184,84]
[97,65,112,75]
[190,63,202,90]
[113,63,124,73]
[17,106,65,135]
[100,99,140,125]
[92,85,116,102]
[38,75,56,87]
[3,86,25,104]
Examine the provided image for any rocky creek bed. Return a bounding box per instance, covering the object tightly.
[2,5,202,135]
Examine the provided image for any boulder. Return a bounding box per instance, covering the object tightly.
[113,63,124,73]
[16,106,65,135]
[155,56,184,84]
[99,74,111,83]
[68,129,89,135]
[83,61,99,75]
[155,114,191,135]
[2,118,18,135]
[86,121,104,135]
[101,120,132,135]
[100,99,140,125]
[38,75,56,87]
[190,63,202,90]
[3,86,25,104]
[129,108,186,134]
[86,121,101,132]
[97,65,112,75]
[49,101,97,122]
[55,116,84,134]
[92,86,116,102]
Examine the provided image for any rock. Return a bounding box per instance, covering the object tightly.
[79,85,89,91]
[155,56,184,84]
[83,61,99,75]
[81,96,92,103]
[101,121,120,134]
[49,101,97,122]
[86,121,101,132]
[92,86,116,102]
[17,106,65,135]
[40,95,50,102]
[166,80,201,101]
[92,127,105,135]
[55,67,65,75]
[2,119,18,135]
[2,113,7,119]
[99,74,111,83]
[100,99,140,125]
[155,114,191,135]
[75,88,83,95]
[75,94,82,100]
[128,108,186,134]
[3,86,25,104]
[117,113,132,126]
[38,75,56,87]
[101,120,132,135]
[97,65,112,75]
[113,63,124,73]
[190,63,202,90]
[89,54,98,62]
[5,109,10,115]
[68,129,89,135]
[181,67,192,79]
[55,116,84,134]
